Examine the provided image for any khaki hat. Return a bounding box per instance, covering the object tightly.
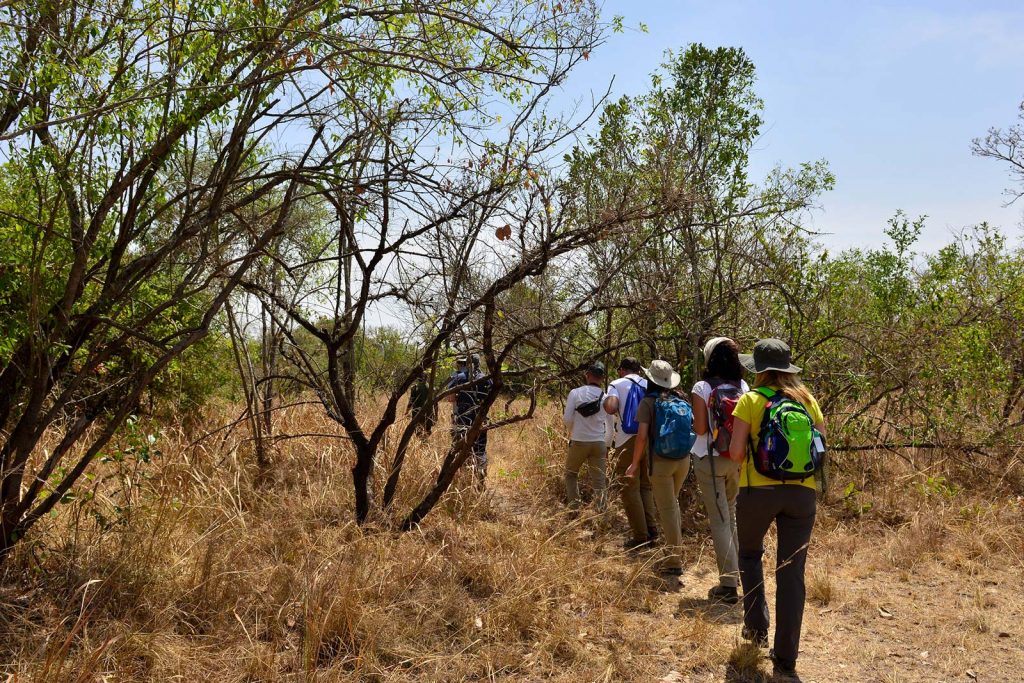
[643,359,681,390]
[702,336,732,359]
[739,338,801,374]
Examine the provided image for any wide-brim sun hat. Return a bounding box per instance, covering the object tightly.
[739,338,802,374]
[702,336,732,360]
[643,359,681,390]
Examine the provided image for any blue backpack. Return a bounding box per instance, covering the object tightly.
[620,378,645,435]
[650,393,696,461]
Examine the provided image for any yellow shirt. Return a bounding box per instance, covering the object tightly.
[733,386,824,489]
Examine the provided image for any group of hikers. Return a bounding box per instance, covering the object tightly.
[562,337,825,681]
[408,338,824,679]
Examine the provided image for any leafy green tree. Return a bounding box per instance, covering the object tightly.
[0,0,610,562]
[566,45,832,380]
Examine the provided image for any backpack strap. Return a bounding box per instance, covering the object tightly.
[648,394,659,475]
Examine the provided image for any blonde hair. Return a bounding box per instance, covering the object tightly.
[754,370,815,407]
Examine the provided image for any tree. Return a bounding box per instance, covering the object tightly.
[567,45,832,381]
[0,0,608,563]
[247,51,686,524]
[972,99,1024,206]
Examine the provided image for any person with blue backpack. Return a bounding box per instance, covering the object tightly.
[624,360,696,578]
[604,357,659,550]
[727,339,826,682]
[446,354,494,485]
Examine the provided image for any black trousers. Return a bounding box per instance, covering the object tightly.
[736,485,816,668]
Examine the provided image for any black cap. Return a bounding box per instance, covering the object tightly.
[587,361,606,376]
[457,353,480,368]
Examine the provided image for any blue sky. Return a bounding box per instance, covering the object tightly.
[555,0,1024,251]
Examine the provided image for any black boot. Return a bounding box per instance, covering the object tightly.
[707,584,739,604]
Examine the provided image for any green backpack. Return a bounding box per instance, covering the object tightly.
[749,387,825,482]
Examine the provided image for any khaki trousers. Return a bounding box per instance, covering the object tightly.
[650,454,691,570]
[565,440,608,510]
[693,454,740,587]
[611,436,657,542]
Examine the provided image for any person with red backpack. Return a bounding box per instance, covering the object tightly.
[690,337,748,605]
[727,339,826,682]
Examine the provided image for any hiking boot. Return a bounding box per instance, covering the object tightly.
[707,585,739,604]
[769,650,799,680]
[658,566,684,586]
[622,536,651,551]
[741,626,768,648]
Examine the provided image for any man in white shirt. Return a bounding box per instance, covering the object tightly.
[603,357,658,549]
[563,362,610,510]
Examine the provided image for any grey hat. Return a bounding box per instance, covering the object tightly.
[643,359,681,390]
[587,361,606,376]
[739,338,801,374]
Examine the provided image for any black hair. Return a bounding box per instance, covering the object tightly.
[702,339,743,383]
[618,357,642,373]
[645,381,684,399]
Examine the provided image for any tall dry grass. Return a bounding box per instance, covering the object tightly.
[0,401,670,681]
[1,398,1021,681]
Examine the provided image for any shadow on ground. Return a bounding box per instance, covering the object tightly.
[675,596,743,625]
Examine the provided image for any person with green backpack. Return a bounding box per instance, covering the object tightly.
[624,360,696,579]
[727,339,826,682]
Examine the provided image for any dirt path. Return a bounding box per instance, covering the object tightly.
[485,459,1022,683]
[619,529,1024,683]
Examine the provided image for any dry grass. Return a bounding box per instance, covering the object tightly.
[806,566,837,607]
[1,400,1022,681]
[725,643,768,682]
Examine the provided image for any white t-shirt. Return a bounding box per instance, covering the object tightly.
[605,374,647,448]
[690,378,750,458]
[563,385,609,442]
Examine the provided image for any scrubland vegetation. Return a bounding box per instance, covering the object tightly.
[1,0,1023,680]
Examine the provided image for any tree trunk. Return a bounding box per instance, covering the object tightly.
[352,443,374,524]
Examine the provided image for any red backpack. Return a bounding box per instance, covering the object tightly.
[707,380,743,453]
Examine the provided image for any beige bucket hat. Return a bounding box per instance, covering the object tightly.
[643,359,681,390]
